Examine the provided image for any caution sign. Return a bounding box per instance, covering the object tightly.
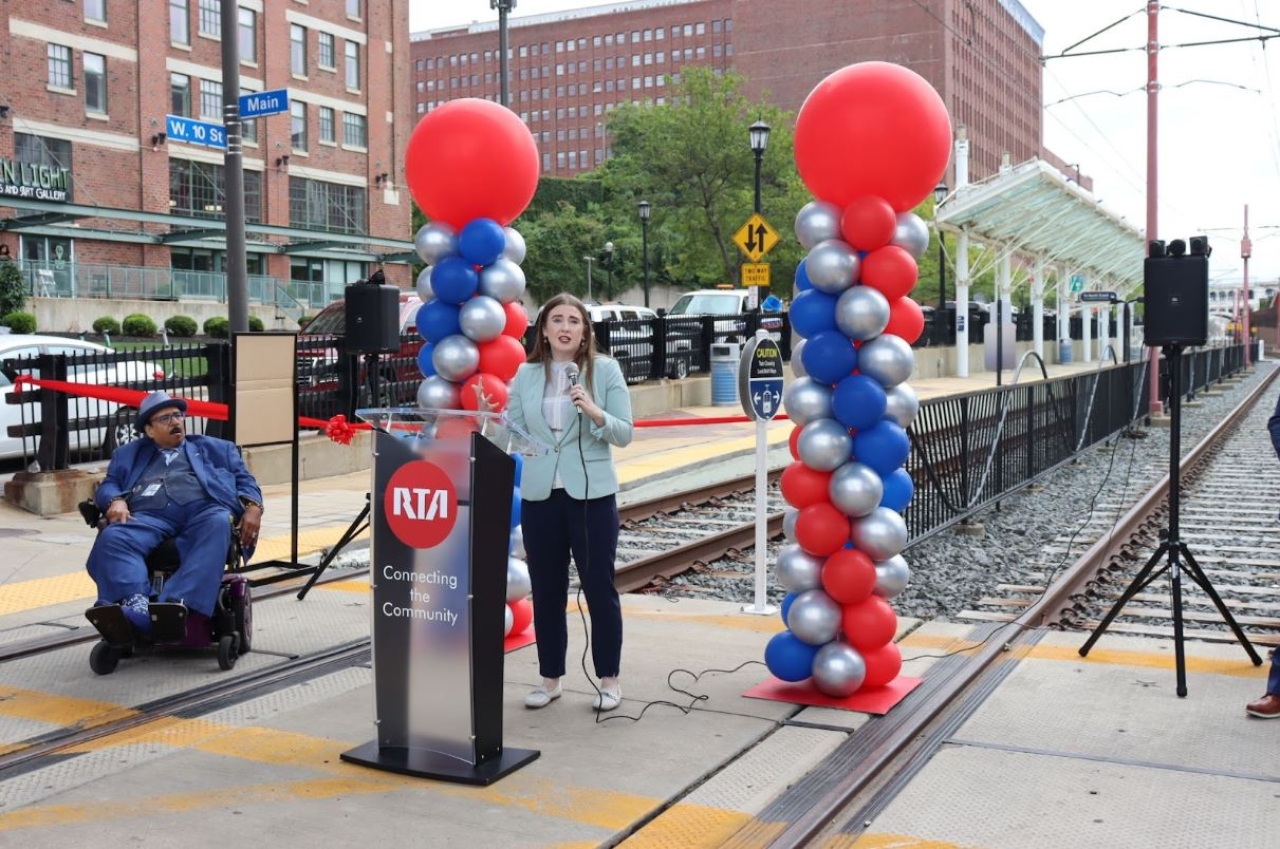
[733,213,780,262]
[741,263,771,288]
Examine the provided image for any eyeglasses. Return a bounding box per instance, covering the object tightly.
[151,412,185,426]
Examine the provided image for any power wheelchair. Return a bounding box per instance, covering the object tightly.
[80,500,253,674]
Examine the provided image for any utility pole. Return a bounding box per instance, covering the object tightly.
[1243,204,1252,366]
[221,0,248,332]
[1146,0,1161,414]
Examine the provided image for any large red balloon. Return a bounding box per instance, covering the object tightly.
[795,62,952,212]
[405,99,540,229]
[821,548,876,604]
[509,597,533,636]
[795,503,850,557]
[477,335,527,383]
[840,196,897,252]
[841,595,898,651]
[860,641,903,689]
[885,296,925,344]
[460,372,510,412]
[860,246,918,301]
[780,462,833,509]
[502,301,529,338]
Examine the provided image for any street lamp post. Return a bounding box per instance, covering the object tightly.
[748,119,771,215]
[603,241,614,301]
[934,181,948,345]
[583,255,594,302]
[490,0,516,108]
[638,201,651,308]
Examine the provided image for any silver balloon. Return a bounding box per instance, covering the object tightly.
[858,334,915,388]
[874,555,911,600]
[790,339,808,376]
[775,543,823,593]
[794,200,843,250]
[416,375,460,410]
[797,418,853,472]
[458,295,507,343]
[786,588,842,646]
[805,239,860,295]
[415,222,458,265]
[431,335,480,382]
[850,507,909,561]
[884,383,920,429]
[510,525,526,559]
[502,226,527,264]
[506,557,532,602]
[783,377,832,426]
[783,507,800,543]
[891,212,930,260]
[835,286,890,341]
[479,258,527,304]
[415,266,435,302]
[504,603,514,637]
[811,641,867,697]
[829,461,884,518]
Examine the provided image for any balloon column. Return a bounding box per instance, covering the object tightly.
[405,98,540,639]
[767,62,949,698]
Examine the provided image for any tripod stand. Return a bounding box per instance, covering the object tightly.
[1080,343,1262,695]
[297,493,370,600]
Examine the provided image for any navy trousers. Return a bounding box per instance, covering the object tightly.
[1269,647,1280,697]
[86,498,232,617]
[521,489,622,679]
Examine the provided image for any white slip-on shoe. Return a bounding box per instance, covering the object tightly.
[592,683,621,711]
[524,682,562,709]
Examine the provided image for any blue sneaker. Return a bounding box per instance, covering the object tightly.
[120,593,151,636]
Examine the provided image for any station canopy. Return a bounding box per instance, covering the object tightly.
[936,159,1145,291]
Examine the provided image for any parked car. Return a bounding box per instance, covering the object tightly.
[588,303,693,383]
[0,334,165,460]
[297,292,424,406]
[666,289,784,344]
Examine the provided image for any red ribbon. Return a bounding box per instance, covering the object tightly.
[635,414,790,427]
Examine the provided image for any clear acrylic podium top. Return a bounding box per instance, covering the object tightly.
[355,407,551,456]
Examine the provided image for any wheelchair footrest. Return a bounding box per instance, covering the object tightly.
[85,603,189,646]
[149,603,189,643]
[85,605,133,647]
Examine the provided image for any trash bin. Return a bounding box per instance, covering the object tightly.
[1058,339,1073,364]
[710,342,740,405]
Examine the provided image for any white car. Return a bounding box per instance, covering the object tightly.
[588,304,693,382]
[0,334,164,461]
[666,289,785,345]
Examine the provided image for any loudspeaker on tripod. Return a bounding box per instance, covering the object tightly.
[345,278,401,355]
[1142,237,1209,348]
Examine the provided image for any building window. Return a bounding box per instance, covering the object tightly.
[15,133,73,200]
[318,32,334,69]
[84,53,107,113]
[238,8,256,62]
[170,161,262,223]
[343,113,367,148]
[319,106,335,143]
[345,41,360,89]
[170,0,189,45]
[198,0,220,38]
[290,24,306,75]
[239,88,257,144]
[48,44,72,89]
[171,73,191,116]
[85,0,106,23]
[346,0,360,18]
[291,101,307,151]
[289,177,366,235]
[200,78,222,120]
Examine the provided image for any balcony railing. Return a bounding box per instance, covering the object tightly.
[20,261,286,305]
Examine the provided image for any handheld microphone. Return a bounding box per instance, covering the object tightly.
[564,362,581,416]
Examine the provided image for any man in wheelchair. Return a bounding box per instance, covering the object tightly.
[86,391,263,637]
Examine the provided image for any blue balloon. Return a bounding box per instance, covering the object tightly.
[802,330,858,386]
[765,630,819,683]
[511,486,522,530]
[431,256,480,305]
[789,290,839,339]
[416,341,437,377]
[794,259,813,293]
[459,218,506,266]
[780,591,797,626]
[881,467,914,512]
[512,452,524,487]
[832,374,888,431]
[417,299,462,342]
[853,420,911,477]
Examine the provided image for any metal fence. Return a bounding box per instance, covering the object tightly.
[592,312,791,383]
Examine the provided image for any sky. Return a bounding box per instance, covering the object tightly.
[411,1,1280,289]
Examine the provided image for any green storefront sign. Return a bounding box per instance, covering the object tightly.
[0,159,71,202]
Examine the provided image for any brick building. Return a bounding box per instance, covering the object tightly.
[412,0,1047,185]
[0,0,413,316]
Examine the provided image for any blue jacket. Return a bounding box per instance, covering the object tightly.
[96,434,263,522]
[507,356,633,500]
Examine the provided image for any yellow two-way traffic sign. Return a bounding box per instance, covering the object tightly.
[733,213,780,262]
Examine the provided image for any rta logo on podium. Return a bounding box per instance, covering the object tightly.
[384,461,458,548]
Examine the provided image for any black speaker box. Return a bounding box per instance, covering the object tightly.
[1143,255,1208,347]
[345,283,401,355]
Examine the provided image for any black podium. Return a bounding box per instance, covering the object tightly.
[341,409,546,785]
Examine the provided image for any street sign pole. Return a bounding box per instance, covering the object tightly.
[738,330,784,616]
[221,0,248,334]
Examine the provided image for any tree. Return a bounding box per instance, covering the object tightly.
[0,260,24,316]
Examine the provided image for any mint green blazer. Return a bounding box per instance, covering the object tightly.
[506,355,634,501]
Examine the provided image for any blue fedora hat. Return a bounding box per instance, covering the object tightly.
[136,391,188,433]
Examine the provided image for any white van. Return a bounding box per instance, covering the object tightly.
[587,303,692,382]
[666,289,784,343]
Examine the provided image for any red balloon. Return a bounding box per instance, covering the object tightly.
[860,641,903,689]
[821,548,876,604]
[885,296,925,344]
[789,425,802,461]
[860,246,918,301]
[477,335,527,383]
[795,503,850,557]
[840,196,897,252]
[502,301,529,338]
[841,595,898,651]
[795,62,952,212]
[460,372,510,412]
[780,462,833,509]
[509,597,533,636]
[405,98,541,229]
